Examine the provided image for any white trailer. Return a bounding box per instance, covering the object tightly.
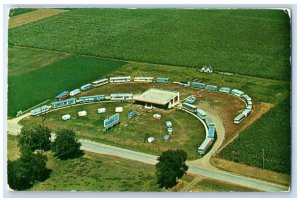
[198,138,214,155]
[70,89,81,96]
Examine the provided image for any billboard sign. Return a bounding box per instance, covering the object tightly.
[104,113,120,128]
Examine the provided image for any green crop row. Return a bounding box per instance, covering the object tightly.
[8,47,126,117]
[9,9,291,80]
[219,97,291,174]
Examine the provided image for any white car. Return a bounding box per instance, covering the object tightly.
[97,108,106,114]
[147,137,155,143]
[167,127,173,134]
[166,121,172,128]
[153,114,161,120]
[62,114,71,121]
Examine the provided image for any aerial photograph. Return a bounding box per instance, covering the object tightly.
[6,7,291,193]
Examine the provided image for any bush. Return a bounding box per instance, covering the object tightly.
[51,129,83,160]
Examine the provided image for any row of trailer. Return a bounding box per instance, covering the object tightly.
[30,94,133,116]
[52,77,170,102]
[179,81,253,124]
[181,102,216,155]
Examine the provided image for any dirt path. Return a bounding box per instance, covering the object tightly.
[9,9,68,29]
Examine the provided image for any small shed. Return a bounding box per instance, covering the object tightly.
[78,110,87,117]
[62,114,71,121]
[115,107,124,113]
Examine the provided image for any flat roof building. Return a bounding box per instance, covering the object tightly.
[134,88,180,109]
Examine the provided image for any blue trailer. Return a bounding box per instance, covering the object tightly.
[80,83,93,91]
[205,85,218,91]
[77,95,106,103]
[190,82,206,89]
[218,87,231,93]
[51,98,76,109]
[156,77,169,83]
[55,91,70,101]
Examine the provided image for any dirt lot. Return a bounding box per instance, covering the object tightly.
[9,9,68,29]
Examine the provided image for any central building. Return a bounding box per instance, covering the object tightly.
[133,88,180,109]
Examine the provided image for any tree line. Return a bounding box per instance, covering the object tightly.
[8,125,82,190]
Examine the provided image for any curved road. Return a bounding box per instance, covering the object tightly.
[7,105,288,192]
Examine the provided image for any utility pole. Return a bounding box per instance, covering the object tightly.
[262,148,265,169]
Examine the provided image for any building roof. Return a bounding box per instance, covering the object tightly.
[56,91,69,99]
[134,88,179,105]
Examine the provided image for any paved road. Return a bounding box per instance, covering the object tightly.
[79,139,288,192]
[6,107,289,192]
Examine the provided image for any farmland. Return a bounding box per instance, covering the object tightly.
[9,9,290,80]
[20,101,206,160]
[218,97,291,174]
[8,46,126,117]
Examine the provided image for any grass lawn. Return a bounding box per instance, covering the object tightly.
[32,152,160,191]
[21,101,206,160]
[9,9,290,80]
[218,97,291,174]
[8,46,126,117]
[7,135,256,192]
[7,135,20,161]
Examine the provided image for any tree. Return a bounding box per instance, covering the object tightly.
[18,124,51,153]
[155,150,188,188]
[7,151,51,190]
[51,129,82,160]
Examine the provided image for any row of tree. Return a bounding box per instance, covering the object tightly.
[8,124,82,190]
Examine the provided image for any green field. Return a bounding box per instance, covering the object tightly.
[9,8,37,17]
[21,101,206,160]
[9,9,290,80]
[219,97,291,174]
[8,46,126,117]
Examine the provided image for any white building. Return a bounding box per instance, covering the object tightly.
[134,88,180,109]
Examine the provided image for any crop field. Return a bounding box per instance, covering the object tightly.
[9,9,290,80]
[8,9,68,29]
[219,97,291,174]
[21,101,206,160]
[8,46,126,117]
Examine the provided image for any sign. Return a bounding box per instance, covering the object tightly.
[104,113,120,128]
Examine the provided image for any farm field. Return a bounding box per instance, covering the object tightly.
[9,9,68,29]
[8,9,290,80]
[20,101,206,160]
[8,45,290,119]
[8,46,126,118]
[218,97,291,174]
[7,135,256,192]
